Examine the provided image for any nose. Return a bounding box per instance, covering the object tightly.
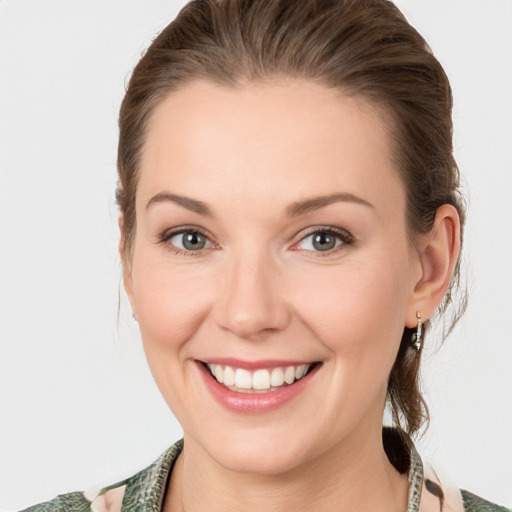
[213,252,291,340]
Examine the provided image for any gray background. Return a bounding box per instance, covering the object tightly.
[1,1,511,509]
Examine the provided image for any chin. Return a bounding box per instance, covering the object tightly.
[191,424,319,476]
[215,445,308,476]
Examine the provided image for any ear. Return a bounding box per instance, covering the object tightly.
[406,204,461,327]
[118,215,136,315]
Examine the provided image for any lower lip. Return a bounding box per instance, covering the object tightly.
[197,362,320,414]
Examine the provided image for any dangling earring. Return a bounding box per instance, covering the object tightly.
[411,312,422,351]
[132,313,138,322]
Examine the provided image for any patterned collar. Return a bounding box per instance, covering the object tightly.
[106,439,184,511]
[405,434,424,512]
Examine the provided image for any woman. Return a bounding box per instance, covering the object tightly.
[12,0,511,511]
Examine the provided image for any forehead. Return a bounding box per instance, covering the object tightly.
[138,79,404,214]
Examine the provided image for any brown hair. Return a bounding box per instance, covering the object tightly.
[117,0,465,436]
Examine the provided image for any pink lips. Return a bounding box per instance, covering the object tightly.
[197,359,320,414]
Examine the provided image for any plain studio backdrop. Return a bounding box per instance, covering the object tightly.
[0,1,511,510]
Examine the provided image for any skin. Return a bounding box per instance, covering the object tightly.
[122,80,460,512]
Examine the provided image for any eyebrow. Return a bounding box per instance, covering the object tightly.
[145,191,374,217]
[145,192,212,216]
[286,193,374,216]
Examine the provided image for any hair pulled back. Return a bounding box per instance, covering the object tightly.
[117,0,465,436]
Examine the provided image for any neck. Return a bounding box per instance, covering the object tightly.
[165,424,409,512]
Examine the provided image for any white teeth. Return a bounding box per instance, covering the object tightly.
[206,363,312,392]
[252,369,271,390]
[284,366,295,384]
[213,364,224,383]
[235,368,252,389]
[270,367,285,386]
[223,365,235,386]
[295,364,308,379]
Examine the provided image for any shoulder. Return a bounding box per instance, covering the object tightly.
[17,439,184,512]
[461,489,512,512]
[383,428,510,512]
[18,492,91,512]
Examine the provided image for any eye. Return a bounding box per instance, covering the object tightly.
[166,230,214,252]
[296,228,352,253]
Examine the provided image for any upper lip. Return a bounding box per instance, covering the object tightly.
[198,357,319,370]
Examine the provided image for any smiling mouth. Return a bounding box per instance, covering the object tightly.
[202,362,319,394]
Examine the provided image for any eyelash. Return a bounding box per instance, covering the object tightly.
[293,226,354,257]
[157,226,354,257]
[158,226,214,257]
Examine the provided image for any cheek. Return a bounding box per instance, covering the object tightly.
[289,255,411,359]
[130,254,216,353]
[288,255,412,427]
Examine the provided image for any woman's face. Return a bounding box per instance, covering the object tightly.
[124,80,422,474]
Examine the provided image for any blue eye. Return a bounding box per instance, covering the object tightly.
[297,229,351,252]
[168,231,213,251]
